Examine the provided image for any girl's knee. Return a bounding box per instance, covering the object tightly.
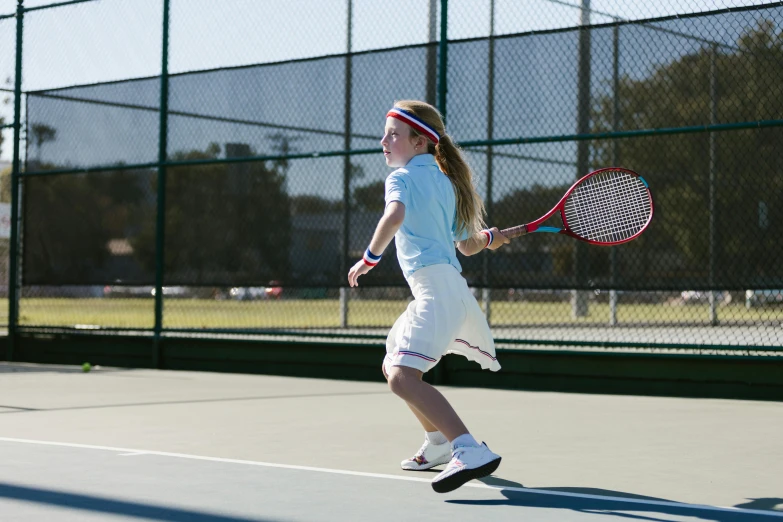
[386,367,422,398]
[387,371,405,396]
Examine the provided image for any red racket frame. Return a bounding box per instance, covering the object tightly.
[499,167,654,246]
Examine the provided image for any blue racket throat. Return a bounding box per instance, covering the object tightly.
[532,226,562,234]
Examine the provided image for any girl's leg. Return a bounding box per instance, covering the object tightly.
[386,365,468,441]
[388,365,501,493]
[407,402,439,433]
[382,362,439,432]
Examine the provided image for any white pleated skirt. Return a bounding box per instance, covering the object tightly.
[383,263,501,375]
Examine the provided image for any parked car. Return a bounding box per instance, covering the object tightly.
[104,286,191,298]
[265,281,283,299]
[150,286,189,297]
[680,291,729,304]
[745,289,783,308]
[229,287,268,301]
[103,285,154,298]
[229,282,284,301]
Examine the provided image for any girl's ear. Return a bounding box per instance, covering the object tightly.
[414,134,428,150]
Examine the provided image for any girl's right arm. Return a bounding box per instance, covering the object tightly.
[347,202,406,287]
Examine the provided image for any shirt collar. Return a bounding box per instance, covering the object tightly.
[406,153,436,167]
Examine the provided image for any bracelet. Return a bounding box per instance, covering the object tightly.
[363,248,382,267]
[480,229,494,249]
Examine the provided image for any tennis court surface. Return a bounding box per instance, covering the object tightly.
[1,362,781,521]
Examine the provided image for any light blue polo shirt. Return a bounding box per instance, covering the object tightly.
[385,154,470,278]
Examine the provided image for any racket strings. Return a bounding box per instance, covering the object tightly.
[564,171,652,243]
[591,176,648,238]
[569,174,649,241]
[572,177,648,242]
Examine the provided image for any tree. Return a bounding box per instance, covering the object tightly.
[291,195,342,214]
[132,144,292,285]
[353,179,385,212]
[30,123,57,164]
[0,76,12,158]
[590,21,783,289]
[0,76,13,154]
[266,132,301,180]
[23,166,150,284]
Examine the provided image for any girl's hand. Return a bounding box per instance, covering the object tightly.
[486,227,510,250]
[348,259,373,287]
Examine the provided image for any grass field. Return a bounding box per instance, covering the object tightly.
[0,298,777,331]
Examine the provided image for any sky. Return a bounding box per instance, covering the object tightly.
[0,0,773,169]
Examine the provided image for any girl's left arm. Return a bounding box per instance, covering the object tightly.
[347,202,405,287]
[456,227,509,256]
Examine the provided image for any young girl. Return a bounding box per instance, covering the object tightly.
[347,100,509,493]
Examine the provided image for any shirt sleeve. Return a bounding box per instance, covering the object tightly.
[385,171,409,208]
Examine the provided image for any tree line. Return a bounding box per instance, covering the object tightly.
[20,22,783,290]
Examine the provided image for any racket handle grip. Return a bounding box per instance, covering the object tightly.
[500,225,528,239]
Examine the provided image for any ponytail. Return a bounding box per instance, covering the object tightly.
[433,136,486,238]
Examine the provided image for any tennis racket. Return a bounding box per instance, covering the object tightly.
[500,167,653,246]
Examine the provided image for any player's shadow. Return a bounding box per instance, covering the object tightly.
[734,498,783,511]
[445,477,781,522]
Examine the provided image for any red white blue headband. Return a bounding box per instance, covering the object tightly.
[386,108,440,144]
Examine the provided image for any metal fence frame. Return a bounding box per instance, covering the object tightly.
[3,0,781,361]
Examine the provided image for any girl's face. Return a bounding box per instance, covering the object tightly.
[381,117,425,168]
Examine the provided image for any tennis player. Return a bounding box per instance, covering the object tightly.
[348,100,509,493]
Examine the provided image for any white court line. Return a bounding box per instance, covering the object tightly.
[1,436,781,518]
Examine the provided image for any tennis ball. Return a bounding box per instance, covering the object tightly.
[82,362,92,373]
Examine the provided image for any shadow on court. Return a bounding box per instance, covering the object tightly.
[442,477,781,521]
[735,499,783,511]
[0,482,274,522]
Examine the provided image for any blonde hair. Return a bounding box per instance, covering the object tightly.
[393,100,486,238]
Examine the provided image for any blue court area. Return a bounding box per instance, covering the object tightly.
[1,363,781,521]
[1,440,781,522]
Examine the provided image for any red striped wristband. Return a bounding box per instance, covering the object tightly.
[480,229,494,249]
[363,248,382,267]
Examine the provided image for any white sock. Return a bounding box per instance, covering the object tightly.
[425,430,448,445]
[451,433,479,448]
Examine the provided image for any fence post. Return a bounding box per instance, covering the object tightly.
[430,0,448,386]
[708,44,718,325]
[482,0,495,323]
[572,0,591,318]
[609,21,620,326]
[7,0,24,361]
[340,0,353,328]
[425,0,438,107]
[437,0,448,121]
[153,0,171,367]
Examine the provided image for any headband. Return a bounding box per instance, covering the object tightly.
[386,108,440,144]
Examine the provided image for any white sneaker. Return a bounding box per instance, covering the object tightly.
[400,440,452,471]
[431,442,501,493]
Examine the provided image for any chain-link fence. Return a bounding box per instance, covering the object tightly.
[1,0,780,353]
